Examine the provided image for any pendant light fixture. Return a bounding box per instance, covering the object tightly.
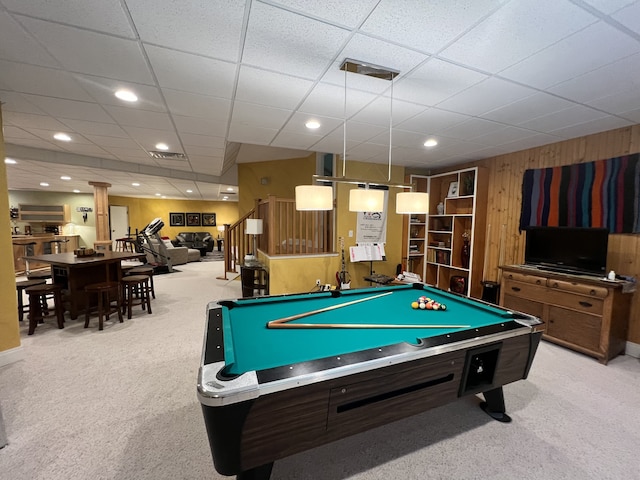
[294,59,429,214]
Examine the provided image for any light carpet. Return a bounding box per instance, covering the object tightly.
[1,260,639,480]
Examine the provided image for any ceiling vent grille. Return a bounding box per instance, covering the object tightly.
[148,150,187,160]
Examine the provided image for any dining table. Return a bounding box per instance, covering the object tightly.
[23,250,145,320]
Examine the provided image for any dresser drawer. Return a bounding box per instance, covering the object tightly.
[502,279,548,303]
[502,271,547,286]
[547,306,602,352]
[547,279,609,298]
[543,288,604,314]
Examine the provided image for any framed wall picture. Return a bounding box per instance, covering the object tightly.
[169,212,185,227]
[202,213,217,226]
[447,181,459,198]
[186,212,201,226]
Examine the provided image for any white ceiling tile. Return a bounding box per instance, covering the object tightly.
[123,127,181,151]
[242,2,351,80]
[582,0,638,15]
[441,0,597,73]
[19,17,153,84]
[518,105,608,132]
[227,124,278,145]
[3,111,71,131]
[4,137,62,151]
[0,60,94,101]
[0,11,59,67]
[2,125,41,140]
[618,107,640,123]
[611,1,640,34]
[183,145,225,158]
[173,115,228,137]
[281,112,343,136]
[162,90,231,124]
[395,107,470,134]
[471,126,542,146]
[28,128,93,145]
[549,52,640,103]
[146,46,237,98]
[127,0,245,61]
[236,66,314,109]
[58,119,128,138]
[180,134,226,150]
[72,74,166,112]
[103,105,173,130]
[101,146,153,160]
[352,97,427,128]
[271,0,378,27]
[231,102,292,130]
[499,21,640,89]
[548,115,633,138]
[437,77,537,116]
[342,121,388,143]
[1,0,136,37]
[439,118,505,140]
[0,90,45,115]
[394,59,488,106]
[299,83,376,118]
[58,144,113,158]
[23,95,113,123]
[361,0,508,54]
[82,135,140,149]
[481,92,576,125]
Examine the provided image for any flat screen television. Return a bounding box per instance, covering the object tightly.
[524,227,609,276]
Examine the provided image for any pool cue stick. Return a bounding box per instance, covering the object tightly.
[268,323,470,329]
[267,291,393,327]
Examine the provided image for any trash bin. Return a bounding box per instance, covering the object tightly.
[481,281,500,304]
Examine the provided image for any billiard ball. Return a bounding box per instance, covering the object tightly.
[411,301,419,309]
[440,304,447,311]
[419,302,426,309]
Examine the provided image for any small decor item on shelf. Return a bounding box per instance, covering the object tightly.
[462,174,474,196]
[461,231,470,268]
[450,275,467,294]
[437,202,444,215]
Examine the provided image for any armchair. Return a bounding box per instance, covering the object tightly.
[174,232,215,254]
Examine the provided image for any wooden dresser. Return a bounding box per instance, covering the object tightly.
[499,265,634,364]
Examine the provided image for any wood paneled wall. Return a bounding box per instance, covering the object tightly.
[476,124,640,344]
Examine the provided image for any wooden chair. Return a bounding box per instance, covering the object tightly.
[84,281,123,330]
[25,284,64,335]
[121,275,152,319]
[16,279,47,322]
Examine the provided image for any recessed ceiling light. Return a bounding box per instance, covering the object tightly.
[305,120,321,129]
[161,196,166,199]
[73,189,80,193]
[54,133,71,142]
[155,143,169,151]
[115,89,138,102]
[223,196,229,200]
[4,158,16,164]
[40,182,49,187]
[132,182,140,187]
[155,193,161,196]
[186,189,193,193]
[424,138,438,147]
[60,175,71,181]
[226,187,234,191]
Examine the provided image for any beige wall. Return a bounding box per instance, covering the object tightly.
[238,154,316,216]
[108,196,239,240]
[0,106,21,355]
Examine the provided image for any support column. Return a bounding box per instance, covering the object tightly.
[89,181,111,241]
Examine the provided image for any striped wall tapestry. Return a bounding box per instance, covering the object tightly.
[519,153,640,233]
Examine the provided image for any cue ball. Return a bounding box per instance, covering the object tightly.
[411,301,419,309]
[419,302,426,309]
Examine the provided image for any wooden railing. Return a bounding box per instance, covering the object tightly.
[219,195,334,277]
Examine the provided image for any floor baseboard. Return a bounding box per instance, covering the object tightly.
[0,346,24,368]
[625,341,640,358]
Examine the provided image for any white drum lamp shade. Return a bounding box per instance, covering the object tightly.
[396,192,429,214]
[349,188,384,212]
[245,218,263,235]
[295,185,333,211]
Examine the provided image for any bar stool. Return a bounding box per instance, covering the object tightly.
[24,284,64,335]
[16,279,47,322]
[126,266,155,299]
[120,275,152,319]
[115,237,136,252]
[13,241,36,275]
[84,281,122,330]
[49,238,69,254]
[94,240,113,252]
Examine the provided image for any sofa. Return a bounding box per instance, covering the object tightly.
[174,231,215,253]
[144,237,201,265]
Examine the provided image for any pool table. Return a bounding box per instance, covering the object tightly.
[198,283,542,479]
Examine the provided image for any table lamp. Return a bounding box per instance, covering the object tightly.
[245,219,263,262]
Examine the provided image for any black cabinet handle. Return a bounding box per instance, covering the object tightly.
[511,286,521,292]
[579,301,593,308]
[551,282,559,288]
[589,289,596,296]
[535,280,542,284]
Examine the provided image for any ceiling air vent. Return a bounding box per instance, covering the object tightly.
[148,150,187,160]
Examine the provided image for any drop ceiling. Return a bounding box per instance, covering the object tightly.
[1,0,640,200]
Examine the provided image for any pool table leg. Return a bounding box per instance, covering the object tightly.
[237,462,273,480]
[479,387,512,423]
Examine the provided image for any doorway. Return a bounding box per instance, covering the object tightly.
[109,205,129,243]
